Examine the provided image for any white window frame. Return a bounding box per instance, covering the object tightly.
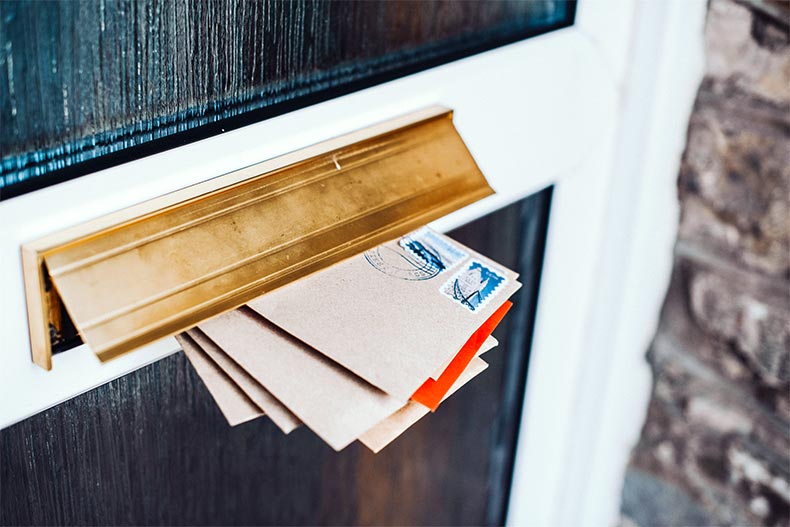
[0,1,706,524]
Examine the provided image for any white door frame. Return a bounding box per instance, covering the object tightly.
[509,2,707,525]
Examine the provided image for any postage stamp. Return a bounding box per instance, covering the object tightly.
[398,228,467,271]
[365,228,467,281]
[440,260,506,312]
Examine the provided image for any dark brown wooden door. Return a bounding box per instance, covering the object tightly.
[0,1,573,199]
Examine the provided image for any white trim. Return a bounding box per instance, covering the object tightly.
[507,1,707,526]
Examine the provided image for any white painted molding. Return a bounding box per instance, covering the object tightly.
[507,1,708,526]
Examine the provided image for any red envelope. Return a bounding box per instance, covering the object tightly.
[411,300,512,411]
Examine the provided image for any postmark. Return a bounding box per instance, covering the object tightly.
[364,228,467,281]
[440,260,506,312]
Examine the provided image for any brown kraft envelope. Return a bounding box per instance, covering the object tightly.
[176,333,262,426]
[198,308,404,451]
[248,227,520,400]
[186,329,301,434]
[360,335,497,452]
[360,356,490,453]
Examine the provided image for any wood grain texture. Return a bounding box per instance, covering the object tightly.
[0,189,552,526]
[0,0,574,199]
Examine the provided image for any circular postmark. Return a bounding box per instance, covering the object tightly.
[364,240,444,281]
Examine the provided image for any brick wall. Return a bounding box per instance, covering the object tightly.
[620,1,789,526]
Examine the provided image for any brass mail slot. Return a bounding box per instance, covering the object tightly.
[22,106,494,370]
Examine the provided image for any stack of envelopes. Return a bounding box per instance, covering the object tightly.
[177,227,521,452]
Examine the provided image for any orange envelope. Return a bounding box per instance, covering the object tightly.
[412,300,511,411]
[360,339,496,453]
[248,228,521,400]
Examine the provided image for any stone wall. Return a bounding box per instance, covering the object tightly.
[620,1,789,526]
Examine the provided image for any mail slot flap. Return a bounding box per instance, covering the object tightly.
[23,106,494,370]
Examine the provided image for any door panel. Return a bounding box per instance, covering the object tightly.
[0,190,551,526]
[0,0,574,199]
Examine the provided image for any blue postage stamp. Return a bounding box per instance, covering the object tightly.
[440,260,506,312]
[398,228,467,273]
[365,228,468,281]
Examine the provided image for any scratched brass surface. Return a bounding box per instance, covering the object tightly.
[23,107,493,369]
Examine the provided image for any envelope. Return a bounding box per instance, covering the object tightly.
[176,333,262,426]
[198,307,404,451]
[431,335,497,378]
[413,300,511,410]
[360,356,489,453]
[186,329,301,434]
[360,335,497,452]
[248,228,520,400]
